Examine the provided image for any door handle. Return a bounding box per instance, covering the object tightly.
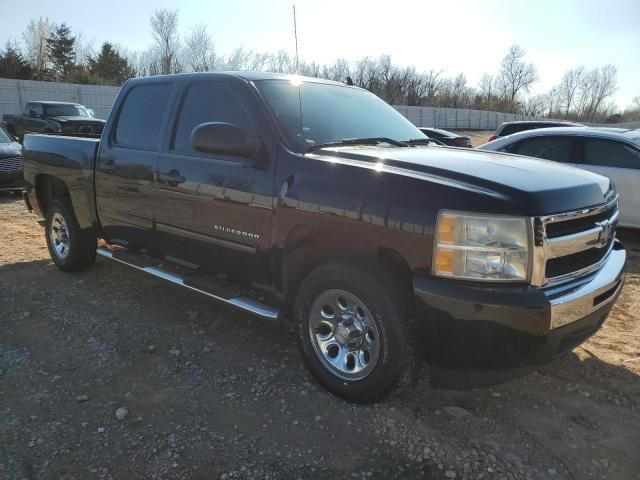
[99,158,115,174]
[159,169,186,187]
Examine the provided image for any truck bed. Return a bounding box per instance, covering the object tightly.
[23,133,100,229]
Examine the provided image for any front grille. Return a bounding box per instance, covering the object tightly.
[61,123,104,134]
[546,203,616,238]
[545,243,611,278]
[538,198,619,284]
[0,156,23,173]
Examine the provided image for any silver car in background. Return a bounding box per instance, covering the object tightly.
[477,127,640,228]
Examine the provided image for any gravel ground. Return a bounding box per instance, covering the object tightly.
[1,193,639,480]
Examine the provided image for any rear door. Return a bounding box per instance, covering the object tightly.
[95,81,175,247]
[577,137,640,228]
[154,78,276,284]
[502,135,577,166]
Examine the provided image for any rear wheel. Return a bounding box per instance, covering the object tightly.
[294,262,418,403]
[45,199,97,271]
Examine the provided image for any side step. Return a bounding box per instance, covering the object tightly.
[96,247,280,320]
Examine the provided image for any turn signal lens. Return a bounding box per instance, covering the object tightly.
[434,248,454,274]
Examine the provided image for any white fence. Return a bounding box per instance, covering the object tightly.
[0,78,119,120]
[1,78,637,132]
[393,105,545,130]
[393,106,640,130]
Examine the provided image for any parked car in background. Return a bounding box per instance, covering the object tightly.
[488,120,582,142]
[419,128,471,147]
[478,126,640,228]
[0,126,23,192]
[2,101,106,140]
[22,72,625,403]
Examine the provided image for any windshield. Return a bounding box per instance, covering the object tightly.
[0,127,12,143]
[255,80,426,152]
[44,104,90,117]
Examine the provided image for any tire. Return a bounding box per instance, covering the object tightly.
[44,199,97,272]
[294,261,418,403]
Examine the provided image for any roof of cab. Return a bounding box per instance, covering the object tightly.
[31,101,82,105]
[123,71,349,87]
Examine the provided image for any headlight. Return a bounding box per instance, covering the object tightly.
[433,211,530,281]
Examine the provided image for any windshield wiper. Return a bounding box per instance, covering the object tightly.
[305,137,408,153]
[404,137,444,146]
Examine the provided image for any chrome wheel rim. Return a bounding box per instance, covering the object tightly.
[49,212,70,259]
[308,289,380,381]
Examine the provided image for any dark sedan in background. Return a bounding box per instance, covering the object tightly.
[0,127,23,193]
[419,128,472,147]
[487,120,582,142]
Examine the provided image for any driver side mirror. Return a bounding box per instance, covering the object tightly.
[28,109,39,118]
[191,122,259,159]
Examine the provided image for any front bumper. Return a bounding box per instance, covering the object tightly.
[0,171,24,191]
[413,241,626,388]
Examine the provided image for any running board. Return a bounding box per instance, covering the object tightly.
[96,247,279,320]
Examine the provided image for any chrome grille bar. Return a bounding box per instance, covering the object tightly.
[531,196,619,287]
[0,156,23,173]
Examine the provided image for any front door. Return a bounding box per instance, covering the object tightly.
[95,82,175,247]
[155,79,275,286]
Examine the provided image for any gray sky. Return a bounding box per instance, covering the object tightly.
[1,0,638,108]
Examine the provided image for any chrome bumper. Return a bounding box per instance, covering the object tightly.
[548,245,625,329]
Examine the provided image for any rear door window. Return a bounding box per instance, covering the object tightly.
[114,83,173,150]
[582,138,640,169]
[511,136,574,163]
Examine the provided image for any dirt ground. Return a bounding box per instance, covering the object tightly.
[1,193,639,480]
[450,130,493,148]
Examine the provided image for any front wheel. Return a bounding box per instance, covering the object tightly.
[294,262,418,403]
[45,199,97,272]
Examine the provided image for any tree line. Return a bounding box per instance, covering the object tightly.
[1,11,638,123]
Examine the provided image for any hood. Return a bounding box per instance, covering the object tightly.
[0,141,22,159]
[309,145,614,215]
[50,116,106,124]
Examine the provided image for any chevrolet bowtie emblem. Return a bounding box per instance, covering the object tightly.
[592,218,615,249]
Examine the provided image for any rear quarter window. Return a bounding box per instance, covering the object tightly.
[114,83,173,150]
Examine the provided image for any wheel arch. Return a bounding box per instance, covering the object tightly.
[280,226,414,310]
[34,174,72,215]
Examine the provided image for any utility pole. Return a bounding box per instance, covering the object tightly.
[293,5,299,72]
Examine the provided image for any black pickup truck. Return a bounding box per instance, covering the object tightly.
[3,101,106,140]
[22,72,626,403]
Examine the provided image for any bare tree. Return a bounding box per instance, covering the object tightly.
[74,33,96,67]
[478,74,495,108]
[558,66,585,118]
[150,9,180,75]
[184,23,214,72]
[267,49,294,73]
[498,45,538,106]
[223,46,256,70]
[320,58,350,82]
[521,94,546,116]
[22,17,53,79]
[579,65,617,121]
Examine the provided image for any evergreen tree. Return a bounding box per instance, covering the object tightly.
[88,42,135,85]
[0,42,33,79]
[47,23,76,80]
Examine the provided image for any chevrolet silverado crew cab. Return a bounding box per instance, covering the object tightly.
[3,101,106,140]
[22,72,625,403]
